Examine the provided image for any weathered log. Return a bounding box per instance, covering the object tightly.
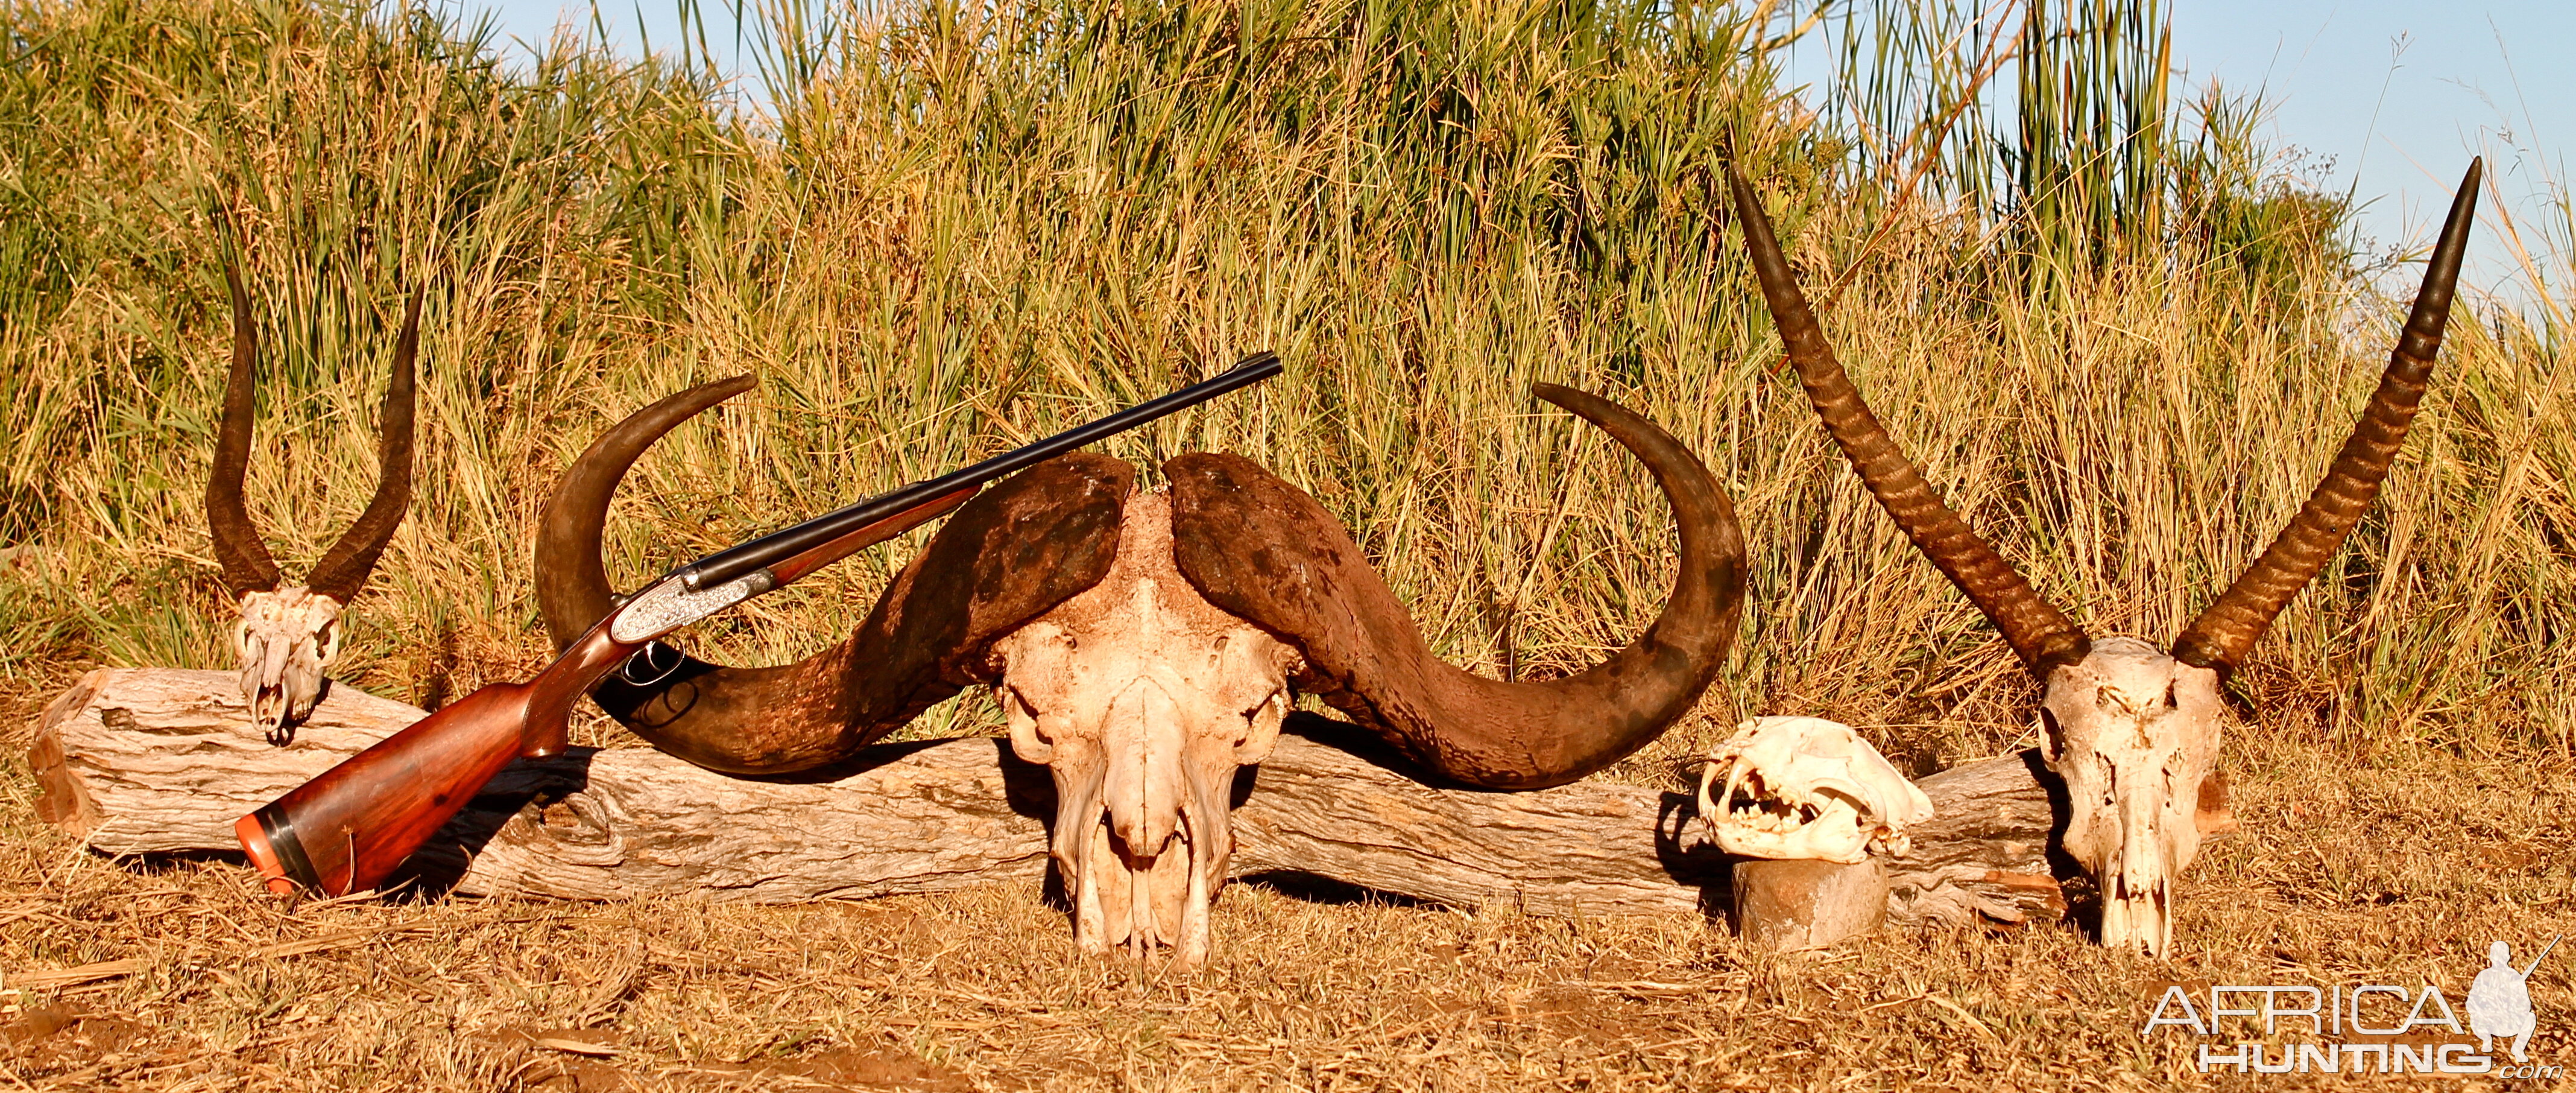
[1888,752,2072,926]
[24,668,2066,926]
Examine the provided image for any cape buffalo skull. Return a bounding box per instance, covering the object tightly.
[1728,160,2478,954]
[535,378,1747,965]
[205,264,421,744]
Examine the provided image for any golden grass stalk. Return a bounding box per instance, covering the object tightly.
[0,0,2566,773]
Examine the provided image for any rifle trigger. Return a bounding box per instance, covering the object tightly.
[619,641,686,688]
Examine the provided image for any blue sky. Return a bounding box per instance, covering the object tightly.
[453,1,2571,304]
[2166,1,2569,305]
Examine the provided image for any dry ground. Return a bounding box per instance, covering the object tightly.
[1,680,2569,1091]
[4,1,2571,1088]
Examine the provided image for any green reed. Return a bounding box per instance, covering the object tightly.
[0,0,2564,766]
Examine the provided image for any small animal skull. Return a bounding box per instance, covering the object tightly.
[206,263,418,745]
[2039,636,2221,956]
[991,492,1300,966]
[233,586,345,743]
[1697,716,1932,864]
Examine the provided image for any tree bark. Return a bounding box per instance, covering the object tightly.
[25,668,2066,927]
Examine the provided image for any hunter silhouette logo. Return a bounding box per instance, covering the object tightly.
[2470,937,2554,1064]
[2140,935,2560,1078]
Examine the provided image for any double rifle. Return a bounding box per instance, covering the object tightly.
[238,355,1285,898]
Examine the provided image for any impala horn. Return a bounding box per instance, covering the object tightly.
[207,262,420,742]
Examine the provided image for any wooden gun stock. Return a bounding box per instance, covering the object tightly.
[235,486,979,898]
[235,619,636,897]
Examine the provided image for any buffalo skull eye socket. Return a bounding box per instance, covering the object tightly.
[2163,680,2177,708]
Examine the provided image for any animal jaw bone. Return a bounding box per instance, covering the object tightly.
[1728,160,2480,955]
[205,261,420,744]
[1698,716,1931,865]
[233,586,346,743]
[992,492,1298,966]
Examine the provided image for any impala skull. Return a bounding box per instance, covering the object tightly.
[535,376,1749,965]
[1698,716,1931,864]
[1731,160,2479,954]
[205,263,420,744]
[233,586,346,732]
[992,493,1298,965]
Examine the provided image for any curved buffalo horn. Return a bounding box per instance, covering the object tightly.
[535,375,761,649]
[1165,383,1747,790]
[208,262,284,596]
[534,379,1132,775]
[305,288,422,603]
[2171,159,2482,673]
[1727,164,2091,676]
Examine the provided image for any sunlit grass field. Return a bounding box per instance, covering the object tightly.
[0,0,2568,1086]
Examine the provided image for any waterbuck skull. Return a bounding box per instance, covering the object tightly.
[206,264,420,743]
[991,492,1299,965]
[1729,160,2480,954]
[2037,636,2223,954]
[534,376,1748,965]
[1698,716,1932,864]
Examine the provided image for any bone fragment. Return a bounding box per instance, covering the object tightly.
[24,669,2068,927]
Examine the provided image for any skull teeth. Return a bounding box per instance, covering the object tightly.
[1726,796,1822,831]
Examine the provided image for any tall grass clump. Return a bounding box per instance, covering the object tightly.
[0,0,2568,772]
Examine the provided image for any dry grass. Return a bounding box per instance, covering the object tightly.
[1,722,2569,1091]
[4,0,2570,758]
[4,0,2575,1087]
